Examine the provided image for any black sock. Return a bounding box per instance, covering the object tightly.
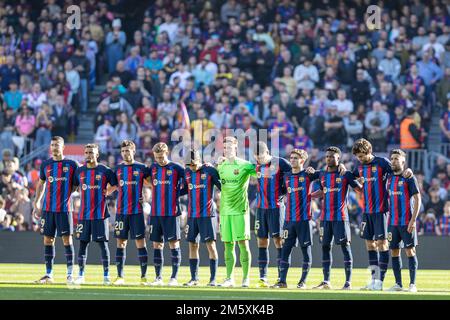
[279,243,293,283]
[189,258,199,281]
[64,244,74,276]
[98,241,110,277]
[368,250,379,280]
[44,245,55,276]
[300,246,312,283]
[276,247,282,279]
[154,249,163,278]
[78,241,89,276]
[258,247,269,279]
[392,256,402,286]
[116,248,126,278]
[322,245,332,282]
[138,247,148,278]
[171,248,181,279]
[341,244,353,283]
[209,259,218,282]
[379,250,389,282]
[408,255,418,285]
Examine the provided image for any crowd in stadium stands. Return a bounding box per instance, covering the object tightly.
[0,0,450,235]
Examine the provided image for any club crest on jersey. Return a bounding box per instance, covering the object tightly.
[323,187,328,194]
[336,177,342,183]
[372,166,377,172]
[48,176,54,183]
[287,187,292,193]
[119,180,124,186]
[133,171,139,176]
[270,165,276,171]
[201,174,206,179]
[63,167,68,172]
[221,179,226,185]
[95,175,101,180]
[233,169,239,175]
[398,181,404,186]
[82,184,87,190]
[299,176,305,182]
[188,183,194,190]
[257,172,262,178]
[153,179,158,186]
[167,170,173,176]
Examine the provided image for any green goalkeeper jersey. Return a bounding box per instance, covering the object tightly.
[218,157,256,216]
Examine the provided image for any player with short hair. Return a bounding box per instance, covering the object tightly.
[217,136,257,287]
[386,149,421,293]
[33,136,79,284]
[352,138,413,291]
[148,142,186,286]
[110,140,152,286]
[271,148,319,289]
[183,148,221,286]
[73,143,117,285]
[312,146,362,290]
[253,141,291,288]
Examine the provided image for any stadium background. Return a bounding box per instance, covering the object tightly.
[0,0,449,267]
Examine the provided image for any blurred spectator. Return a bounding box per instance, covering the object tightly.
[365,101,390,152]
[400,108,422,149]
[106,19,127,74]
[114,112,137,147]
[95,115,115,153]
[324,105,346,149]
[294,57,319,91]
[418,210,438,236]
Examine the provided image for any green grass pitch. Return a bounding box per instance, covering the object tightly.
[0,264,449,300]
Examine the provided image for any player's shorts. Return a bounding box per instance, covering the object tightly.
[388,225,418,249]
[186,217,217,243]
[282,220,313,248]
[321,220,351,246]
[40,211,73,237]
[360,212,388,240]
[255,207,284,239]
[220,214,251,242]
[114,214,146,240]
[75,219,109,242]
[149,216,181,242]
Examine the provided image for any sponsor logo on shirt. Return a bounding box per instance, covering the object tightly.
[323,187,340,194]
[288,186,304,193]
[153,179,170,186]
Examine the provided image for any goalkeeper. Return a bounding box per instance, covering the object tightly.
[217,136,256,288]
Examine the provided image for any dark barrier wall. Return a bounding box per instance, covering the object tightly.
[0,232,449,269]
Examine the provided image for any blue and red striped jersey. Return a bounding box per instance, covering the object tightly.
[353,156,393,214]
[387,175,419,226]
[149,162,186,217]
[39,158,78,213]
[256,157,291,209]
[319,170,360,221]
[283,170,319,222]
[115,162,151,215]
[438,215,450,235]
[74,164,117,220]
[185,165,221,218]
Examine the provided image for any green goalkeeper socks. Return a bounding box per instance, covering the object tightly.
[238,242,251,280]
[224,242,236,279]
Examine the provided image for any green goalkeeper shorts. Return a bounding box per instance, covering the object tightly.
[219,214,251,242]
